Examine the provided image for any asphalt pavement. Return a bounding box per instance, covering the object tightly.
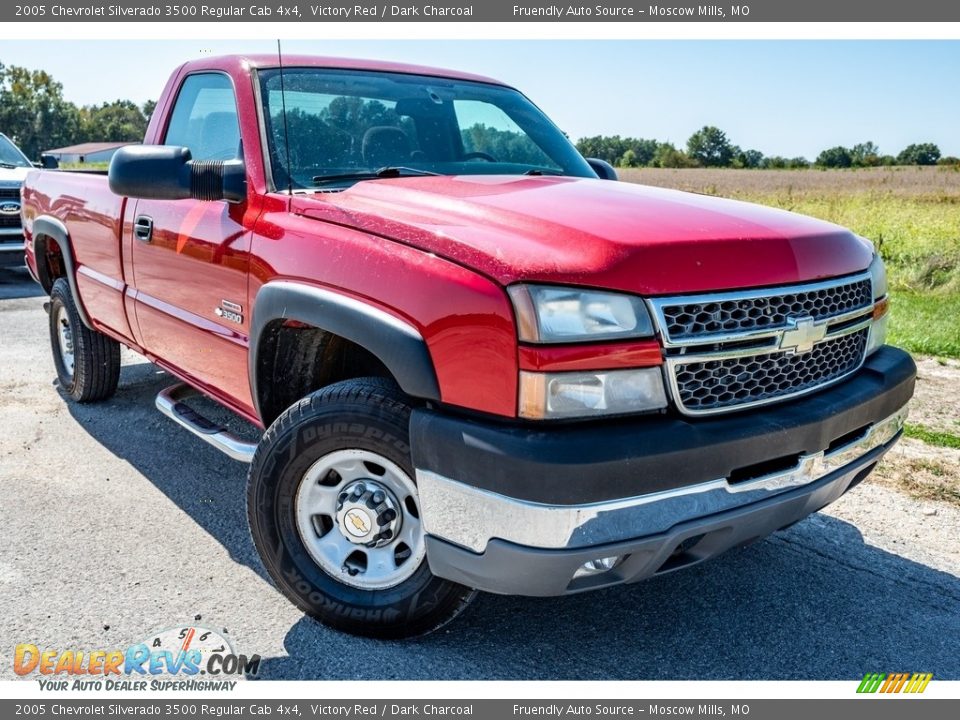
[1,265,958,680]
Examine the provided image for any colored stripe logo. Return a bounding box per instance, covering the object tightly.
[857,672,933,694]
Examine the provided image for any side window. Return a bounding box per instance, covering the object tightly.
[164,74,241,161]
[453,99,553,167]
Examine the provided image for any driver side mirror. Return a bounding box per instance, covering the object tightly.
[108,145,246,203]
[586,158,618,181]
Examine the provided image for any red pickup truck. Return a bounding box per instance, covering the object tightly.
[21,55,915,638]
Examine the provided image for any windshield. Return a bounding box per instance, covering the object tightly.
[258,68,596,190]
[0,134,31,168]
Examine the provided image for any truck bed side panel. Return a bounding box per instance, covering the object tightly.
[23,171,133,342]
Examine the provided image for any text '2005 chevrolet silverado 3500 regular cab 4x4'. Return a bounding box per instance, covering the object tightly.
[21,55,915,638]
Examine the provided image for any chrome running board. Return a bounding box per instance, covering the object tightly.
[155,383,257,463]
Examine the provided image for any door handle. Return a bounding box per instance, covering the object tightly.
[134,215,153,243]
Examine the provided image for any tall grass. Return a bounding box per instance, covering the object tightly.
[620,167,960,358]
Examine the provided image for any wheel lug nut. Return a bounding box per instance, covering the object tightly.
[372,491,385,504]
[380,529,393,541]
[383,509,397,522]
[353,483,365,496]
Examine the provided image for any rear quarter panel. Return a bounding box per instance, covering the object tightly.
[22,170,133,342]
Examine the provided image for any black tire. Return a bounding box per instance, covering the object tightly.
[247,377,477,639]
[48,278,121,403]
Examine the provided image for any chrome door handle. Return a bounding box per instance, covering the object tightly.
[134,215,153,243]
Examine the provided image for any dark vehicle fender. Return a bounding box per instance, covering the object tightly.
[31,216,93,329]
[248,280,442,419]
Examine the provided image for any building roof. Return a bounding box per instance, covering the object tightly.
[44,142,132,155]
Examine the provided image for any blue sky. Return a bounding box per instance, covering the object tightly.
[2,40,957,158]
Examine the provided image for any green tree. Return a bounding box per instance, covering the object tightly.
[816,146,853,168]
[576,135,658,167]
[0,63,82,159]
[733,148,764,169]
[652,142,691,168]
[619,148,639,167]
[686,126,734,167]
[851,141,880,167]
[897,143,941,166]
[142,100,157,123]
[80,100,149,143]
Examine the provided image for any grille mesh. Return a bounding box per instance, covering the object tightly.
[0,188,20,200]
[674,329,868,412]
[661,277,872,340]
[0,216,21,228]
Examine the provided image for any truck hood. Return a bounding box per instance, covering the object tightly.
[293,175,873,295]
[0,166,30,183]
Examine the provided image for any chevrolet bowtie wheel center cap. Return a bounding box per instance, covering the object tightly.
[335,480,402,548]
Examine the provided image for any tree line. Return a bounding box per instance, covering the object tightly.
[576,127,958,170]
[0,63,154,160]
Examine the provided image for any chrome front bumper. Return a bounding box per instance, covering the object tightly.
[418,407,907,555]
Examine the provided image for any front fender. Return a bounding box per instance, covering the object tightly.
[248,280,441,419]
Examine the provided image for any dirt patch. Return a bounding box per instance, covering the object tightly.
[871,438,960,506]
[859,356,960,506]
[909,356,960,434]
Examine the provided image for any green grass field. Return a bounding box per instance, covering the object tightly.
[620,166,960,359]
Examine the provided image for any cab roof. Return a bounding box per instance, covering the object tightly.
[179,54,510,87]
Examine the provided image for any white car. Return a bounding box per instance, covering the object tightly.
[0,133,33,268]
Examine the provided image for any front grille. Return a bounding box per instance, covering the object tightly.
[660,276,873,340]
[651,273,876,415]
[672,329,868,413]
[0,216,21,228]
[0,188,20,200]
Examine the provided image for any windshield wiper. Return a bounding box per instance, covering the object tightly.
[312,166,440,185]
[523,167,565,176]
[0,162,19,169]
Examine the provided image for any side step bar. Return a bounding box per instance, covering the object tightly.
[155,383,258,463]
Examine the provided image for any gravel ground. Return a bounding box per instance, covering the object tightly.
[1,266,958,681]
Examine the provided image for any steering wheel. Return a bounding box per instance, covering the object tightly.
[462,151,497,162]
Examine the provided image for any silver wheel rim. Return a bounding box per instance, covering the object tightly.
[55,305,75,379]
[294,449,426,590]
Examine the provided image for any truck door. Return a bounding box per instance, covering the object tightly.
[129,72,254,414]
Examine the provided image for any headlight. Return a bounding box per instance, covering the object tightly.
[519,368,667,419]
[866,253,889,355]
[508,285,654,343]
[869,252,888,300]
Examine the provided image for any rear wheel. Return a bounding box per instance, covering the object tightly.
[48,278,120,402]
[247,378,476,638]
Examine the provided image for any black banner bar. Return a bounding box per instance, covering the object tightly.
[5,1,960,23]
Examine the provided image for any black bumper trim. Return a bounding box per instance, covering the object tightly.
[410,345,915,505]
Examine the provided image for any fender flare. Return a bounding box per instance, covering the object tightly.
[31,216,93,329]
[249,281,442,419]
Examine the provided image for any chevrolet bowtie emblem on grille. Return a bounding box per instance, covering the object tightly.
[778,316,827,355]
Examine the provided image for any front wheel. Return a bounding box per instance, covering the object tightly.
[246,378,476,638]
